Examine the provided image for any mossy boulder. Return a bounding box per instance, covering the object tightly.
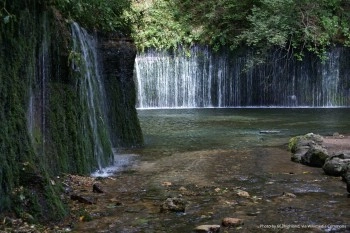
[289,133,329,167]
[288,133,323,153]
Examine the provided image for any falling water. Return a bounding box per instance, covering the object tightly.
[27,13,50,155]
[71,22,113,170]
[135,46,350,108]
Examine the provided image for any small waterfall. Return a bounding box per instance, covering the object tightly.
[135,46,350,108]
[71,22,113,170]
[27,12,50,154]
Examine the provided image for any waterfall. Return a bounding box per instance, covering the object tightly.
[27,12,50,155]
[71,22,113,170]
[135,46,350,108]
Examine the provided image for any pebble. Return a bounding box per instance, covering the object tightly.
[194,225,220,233]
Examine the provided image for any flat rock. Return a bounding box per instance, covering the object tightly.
[194,225,221,233]
[222,217,244,227]
[70,194,96,204]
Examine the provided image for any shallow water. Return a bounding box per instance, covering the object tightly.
[74,108,350,232]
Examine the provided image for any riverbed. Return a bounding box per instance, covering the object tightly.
[73,108,350,232]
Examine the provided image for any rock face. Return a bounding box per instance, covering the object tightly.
[0,2,144,220]
[289,133,329,167]
[98,33,143,147]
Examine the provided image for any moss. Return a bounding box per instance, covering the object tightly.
[288,133,324,153]
[0,0,68,220]
[1,0,143,223]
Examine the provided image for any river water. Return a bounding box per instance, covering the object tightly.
[75,108,350,232]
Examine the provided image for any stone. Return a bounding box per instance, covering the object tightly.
[301,144,329,167]
[236,190,250,198]
[160,197,187,212]
[343,168,350,193]
[323,156,350,176]
[161,181,172,187]
[70,194,97,204]
[221,217,244,227]
[92,183,104,193]
[289,133,323,154]
[282,192,297,198]
[194,225,221,233]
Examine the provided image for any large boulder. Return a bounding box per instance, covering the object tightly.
[288,133,323,154]
[301,144,329,167]
[289,133,329,167]
[323,152,350,176]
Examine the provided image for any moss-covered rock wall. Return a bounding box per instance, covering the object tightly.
[98,33,143,148]
[0,0,143,221]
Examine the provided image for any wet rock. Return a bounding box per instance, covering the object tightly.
[289,133,327,166]
[301,144,329,167]
[291,146,310,163]
[93,183,104,193]
[323,153,350,176]
[221,217,244,227]
[160,197,187,212]
[161,181,172,187]
[194,225,220,233]
[71,194,97,204]
[282,192,297,198]
[236,190,250,198]
[289,133,324,153]
[343,168,350,193]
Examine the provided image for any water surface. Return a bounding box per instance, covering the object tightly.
[76,108,350,232]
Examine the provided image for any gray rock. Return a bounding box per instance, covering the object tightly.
[323,156,350,176]
[301,144,329,167]
[289,133,324,163]
[160,197,187,212]
[342,167,350,193]
[291,146,310,163]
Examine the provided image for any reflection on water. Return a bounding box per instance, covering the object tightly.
[138,108,350,154]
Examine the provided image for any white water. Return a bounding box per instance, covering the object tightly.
[71,23,113,170]
[135,47,350,108]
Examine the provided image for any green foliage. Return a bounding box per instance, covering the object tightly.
[131,0,350,59]
[53,0,132,32]
[130,0,195,51]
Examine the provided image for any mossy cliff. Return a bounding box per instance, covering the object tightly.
[0,0,143,221]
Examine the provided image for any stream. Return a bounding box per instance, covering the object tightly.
[74,108,350,233]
